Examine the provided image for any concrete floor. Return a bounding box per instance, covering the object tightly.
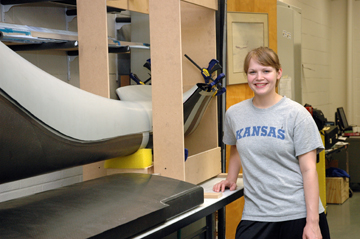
[326,191,360,239]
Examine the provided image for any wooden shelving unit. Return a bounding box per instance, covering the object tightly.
[80,0,221,184]
[0,0,124,13]
[0,10,134,54]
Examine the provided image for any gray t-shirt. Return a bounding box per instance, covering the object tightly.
[223,96,325,222]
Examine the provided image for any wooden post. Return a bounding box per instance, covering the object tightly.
[149,0,186,181]
[77,0,110,180]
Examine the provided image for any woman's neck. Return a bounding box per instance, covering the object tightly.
[252,93,283,109]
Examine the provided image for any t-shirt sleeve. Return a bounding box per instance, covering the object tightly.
[223,110,237,145]
[293,111,325,157]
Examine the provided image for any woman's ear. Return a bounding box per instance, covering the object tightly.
[277,68,283,79]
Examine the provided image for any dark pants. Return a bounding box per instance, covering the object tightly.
[235,213,330,239]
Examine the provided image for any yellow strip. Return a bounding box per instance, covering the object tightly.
[104,148,152,169]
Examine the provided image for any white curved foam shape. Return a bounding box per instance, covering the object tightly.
[0,42,151,141]
[116,84,199,103]
[116,85,152,101]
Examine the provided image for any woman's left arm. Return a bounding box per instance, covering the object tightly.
[299,149,322,239]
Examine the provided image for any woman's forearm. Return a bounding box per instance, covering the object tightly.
[303,167,320,223]
[226,145,242,183]
[299,150,320,223]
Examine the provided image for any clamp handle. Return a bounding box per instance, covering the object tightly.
[184,54,226,96]
[207,59,222,75]
[201,59,222,83]
[129,73,145,85]
[209,73,225,88]
[143,58,151,71]
[209,73,226,96]
[216,86,226,96]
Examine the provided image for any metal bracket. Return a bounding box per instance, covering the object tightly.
[65,7,76,30]
[65,7,77,81]
[1,4,14,22]
[67,54,77,81]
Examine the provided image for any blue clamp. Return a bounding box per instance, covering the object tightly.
[129,73,144,85]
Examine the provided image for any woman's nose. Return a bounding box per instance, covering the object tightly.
[256,72,264,79]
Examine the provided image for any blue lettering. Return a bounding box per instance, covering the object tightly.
[261,126,268,136]
[236,126,285,140]
[277,129,285,140]
[251,126,261,136]
[267,127,277,138]
[236,129,243,139]
[243,127,251,137]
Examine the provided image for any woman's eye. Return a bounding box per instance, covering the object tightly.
[263,70,271,74]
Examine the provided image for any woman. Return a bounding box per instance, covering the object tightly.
[213,47,330,239]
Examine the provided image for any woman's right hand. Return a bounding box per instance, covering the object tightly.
[213,179,237,192]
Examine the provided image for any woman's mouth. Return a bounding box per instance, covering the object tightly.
[255,83,267,87]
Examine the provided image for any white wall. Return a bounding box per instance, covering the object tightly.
[279,0,359,126]
[353,0,360,126]
[329,0,347,119]
[329,0,359,126]
[279,0,334,119]
[0,3,119,203]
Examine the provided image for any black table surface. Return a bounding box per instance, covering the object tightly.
[0,173,204,239]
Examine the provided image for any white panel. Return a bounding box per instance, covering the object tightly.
[277,2,302,103]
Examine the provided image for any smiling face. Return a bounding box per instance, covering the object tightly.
[243,47,283,101]
[247,58,282,97]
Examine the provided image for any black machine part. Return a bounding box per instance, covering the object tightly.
[323,125,339,149]
[0,173,204,239]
